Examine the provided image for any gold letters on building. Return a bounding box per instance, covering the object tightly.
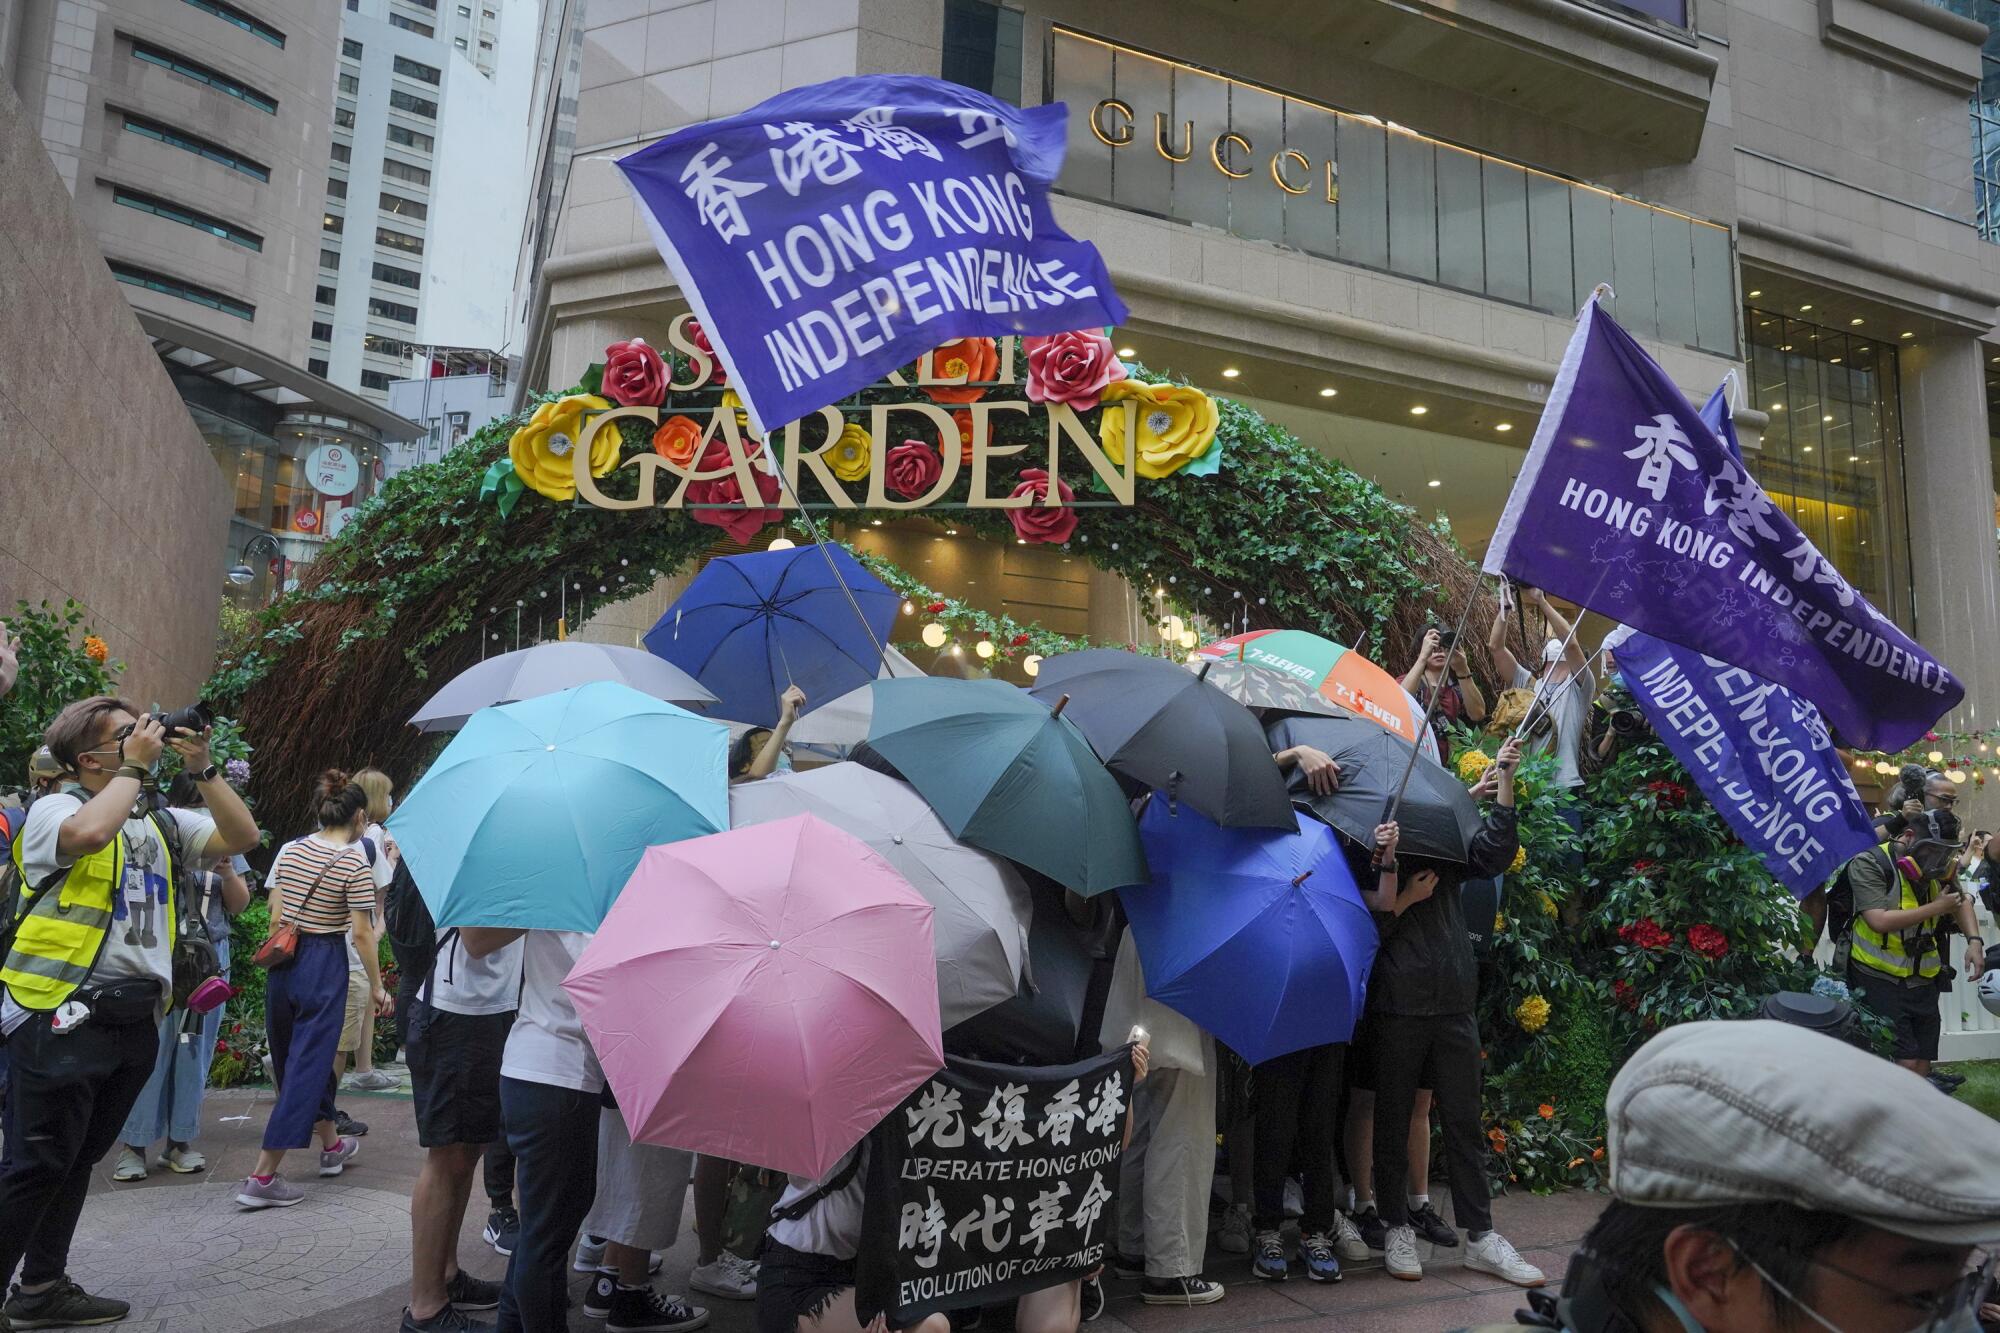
[1084,84,1339,205]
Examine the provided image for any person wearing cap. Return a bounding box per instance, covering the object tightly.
[1456,1019,2000,1332]
[1488,587,1595,793]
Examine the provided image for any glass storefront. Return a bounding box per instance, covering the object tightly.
[1744,308,1912,626]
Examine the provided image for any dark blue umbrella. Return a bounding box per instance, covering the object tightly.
[644,544,899,728]
[1118,799,1377,1065]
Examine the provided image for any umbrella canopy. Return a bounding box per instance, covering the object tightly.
[562,814,944,1178]
[944,872,1099,1063]
[1184,655,1350,721]
[1119,800,1376,1065]
[387,681,729,931]
[864,677,1148,896]
[409,641,717,732]
[784,645,927,751]
[1265,713,1483,863]
[1198,630,1438,761]
[644,544,899,729]
[1028,649,1293,829]
[729,763,1030,1027]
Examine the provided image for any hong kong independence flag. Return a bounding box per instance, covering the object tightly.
[1483,294,1960,752]
[618,75,1127,438]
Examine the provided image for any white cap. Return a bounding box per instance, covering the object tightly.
[1542,638,1565,663]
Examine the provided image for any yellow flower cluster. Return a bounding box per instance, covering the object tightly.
[1098,381,1219,478]
[508,394,615,501]
[1494,913,1507,934]
[828,423,872,482]
[1508,845,1528,874]
[1537,890,1559,919]
[1457,749,1494,783]
[1514,994,1551,1034]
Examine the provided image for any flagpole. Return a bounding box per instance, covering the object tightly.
[1511,614,1586,746]
[1373,587,1486,868]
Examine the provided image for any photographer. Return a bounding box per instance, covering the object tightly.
[1401,627,1485,761]
[1487,588,1594,793]
[0,697,256,1326]
[1586,650,1649,773]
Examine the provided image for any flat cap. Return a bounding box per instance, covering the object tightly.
[1608,1020,2000,1245]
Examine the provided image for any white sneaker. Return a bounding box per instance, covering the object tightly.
[1215,1205,1251,1255]
[1331,1212,1370,1264]
[689,1252,757,1300]
[1464,1231,1546,1288]
[343,1069,397,1092]
[111,1148,147,1182]
[1384,1224,1422,1281]
[164,1144,206,1174]
[574,1236,608,1273]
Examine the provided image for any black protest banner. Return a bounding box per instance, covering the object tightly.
[856,1047,1134,1324]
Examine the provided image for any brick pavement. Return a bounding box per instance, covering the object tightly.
[70,1085,1603,1333]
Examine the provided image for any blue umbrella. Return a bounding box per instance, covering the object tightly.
[644,544,899,728]
[386,680,729,932]
[1118,799,1377,1065]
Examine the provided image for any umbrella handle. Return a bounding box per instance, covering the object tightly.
[1050,693,1070,720]
[1195,660,1212,683]
[1369,795,1398,871]
[1291,870,1312,887]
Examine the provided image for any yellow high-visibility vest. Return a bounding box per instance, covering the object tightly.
[1849,843,1942,982]
[1,812,178,1011]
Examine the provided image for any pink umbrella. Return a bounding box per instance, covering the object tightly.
[562,813,944,1178]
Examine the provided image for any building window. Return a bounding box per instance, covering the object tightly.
[389,89,439,118]
[326,175,348,199]
[458,4,471,14]
[334,106,354,128]
[319,247,340,269]
[116,110,270,180]
[387,124,434,152]
[365,333,415,358]
[309,357,330,376]
[315,284,337,304]
[478,38,491,49]
[375,225,424,254]
[311,320,333,340]
[360,369,395,389]
[338,72,360,95]
[330,140,351,163]
[402,0,439,10]
[388,13,433,35]
[178,0,286,47]
[379,191,428,219]
[129,38,279,113]
[381,157,431,186]
[369,297,419,323]
[940,0,1023,105]
[342,37,362,59]
[394,55,442,84]
[323,212,344,233]
[372,261,421,289]
[110,260,255,319]
[109,183,263,250]
[455,37,468,48]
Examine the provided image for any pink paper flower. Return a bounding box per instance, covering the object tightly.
[1007,469,1077,544]
[601,338,668,407]
[687,319,726,386]
[685,439,781,542]
[885,440,942,500]
[1023,330,1127,411]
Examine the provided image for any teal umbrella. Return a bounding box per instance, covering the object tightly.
[863,678,1146,896]
[387,680,730,932]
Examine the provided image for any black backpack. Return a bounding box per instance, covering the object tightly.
[383,855,434,954]
[1825,845,1893,945]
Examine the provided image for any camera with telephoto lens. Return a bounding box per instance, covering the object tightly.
[125,703,213,740]
[1609,707,1650,737]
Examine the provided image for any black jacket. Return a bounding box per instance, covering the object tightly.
[1366,805,1518,1018]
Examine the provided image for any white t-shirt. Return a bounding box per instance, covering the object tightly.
[425,930,524,1017]
[1512,664,1598,790]
[500,930,603,1092]
[766,1143,867,1260]
[5,793,219,1033]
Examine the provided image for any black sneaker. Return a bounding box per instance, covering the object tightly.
[1353,1208,1388,1251]
[481,1206,519,1257]
[1107,1250,1146,1281]
[607,1285,709,1333]
[446,1269,503,1311]
[1139,1276,1224,1306]
[334,1108,370,1138]
[1934,1070,1967,1089]
[585,1273,617,1321]
[1410,1203,1460,1248]
[1080,1276,1105,1323]
[402,1305,491,1331]
[6,1277,131,1328]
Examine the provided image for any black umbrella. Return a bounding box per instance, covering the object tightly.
[1265,713,1484,862]
[1029,649,1295,829]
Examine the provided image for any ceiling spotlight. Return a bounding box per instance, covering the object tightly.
[1427,478,1442,488]
[1822,414,1833,422]
[870,519,883,527]
[1495,422,1513,433]
[1319,387,1337,398]
[1851,317,1864,326]
[1117,346,1136,357]
[1770,404,1783,412]
[1848,455,1860,463]
[1748,289,1762,297]
[1221,367,1240,378]
[1799,303,1813,312]
[1901,331,1915,339]
[1801,445,1813,453]
[1409,405,1428,416]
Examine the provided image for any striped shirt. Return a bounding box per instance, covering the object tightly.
[268,835,376,935]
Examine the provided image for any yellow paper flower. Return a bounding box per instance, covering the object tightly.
[509,393,615,500]
[828,422,872,482]
[1099,381,1219,478]
[1458,749,1495,783]
[1514,994,1550,1034]
[720,389,760,439]
[1509,845,1528,875]
[1537,889,1558,918]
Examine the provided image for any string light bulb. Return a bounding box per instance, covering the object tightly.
[950,643,963,657]
[901,600,914,615]
[921,623,948,648]
[1023,654,1042,678]
[975,640,994,659]
[1948,768,1968,783]
[767,537,796,551]
[1928,750,1944,764]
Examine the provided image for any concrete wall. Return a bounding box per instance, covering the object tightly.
[0,77,230,705]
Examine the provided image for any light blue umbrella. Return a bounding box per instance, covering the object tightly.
[387,680,729,931]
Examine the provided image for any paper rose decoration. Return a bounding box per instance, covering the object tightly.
[652,415,704,468]
[950,409,975,466]
[828,422,872,482]
[509,393,615,500]
[1513,994,1550,1034]
[685,439,781,543]
[1023,330,1126,410]
[686,318,725,386]
[922,337,998,404]
[1099,381,1220,478]
[601,337,667,407]
[1007,469,1077,544]
[885,440,942,500]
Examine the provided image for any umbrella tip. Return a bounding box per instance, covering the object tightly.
[1196,661,1212,682]
[1050,693,1070,719]
[1291,870,1313,887]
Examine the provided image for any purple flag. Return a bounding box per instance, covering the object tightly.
[618,75,1127,438]
[1484,298,1960,752]
[1608,628,1878,897]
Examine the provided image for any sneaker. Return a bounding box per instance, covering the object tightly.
[1353,1206,1387,1251]
[1927,1072,1962,1096]
[237,1174,305,1209]
[6,1277,131,1328]
[1106,1250,1145,1281]
[318,1135,361,1176]
[575,1236,608,1274]
[1215,1205,1251,1255]
[1934,1069,1967,1089]
[608,1285,708,1333]
[1384,1224,1422,1281]
[1464,1231,1546,1288]
[164,1144,206,1174]
[1080,1275,1105,1322]
[688,1253,756,1300]
[482,1206,519,1257]
[111,1147,147,1182]
[1281,1177,1304,1219]
[1331,1212,1371,1264]
[334,1108,370,1138]
[344,1068,398,1092]
[403,1304,490,1331]
[1139,1276,1223,1306]
[446,1269,503,1311]
[1251,1229,1287,1282]
[1296,1232,1341,1283]
[1410,1202,1460,1248]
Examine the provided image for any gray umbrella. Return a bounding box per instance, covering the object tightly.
[1186,655,1352,720]
[410,641,717,732]
[729,763,1031,1027]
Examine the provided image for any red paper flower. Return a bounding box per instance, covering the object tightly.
[926,600,948,614]
[687,318,725,386]
[1007,469,1077,544]
[1010,633,1030,647]
[685,439,781,543]
[1926,731,1940,742]
[1616,917,1674,951]
[1612,979,1639,1011]
[1022,329,1127,411]
[1687,924,1730,959]
[885,440,943,500]
[602,337,667,407]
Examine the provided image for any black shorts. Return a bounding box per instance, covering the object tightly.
[756,1239,854,1333]
[1848,968,1942,1063]
[407,1003,513,1148]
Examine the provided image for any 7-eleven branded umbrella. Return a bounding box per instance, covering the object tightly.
[1197,630,1438,761]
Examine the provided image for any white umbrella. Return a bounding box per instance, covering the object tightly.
[786,645,925,749]
[410,641,717,732]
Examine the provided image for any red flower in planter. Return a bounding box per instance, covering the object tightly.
[1687,924,1730,959]
[1617,917,1674,950]
[1612,979,1639,1011]
[1631,859,1656,875]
